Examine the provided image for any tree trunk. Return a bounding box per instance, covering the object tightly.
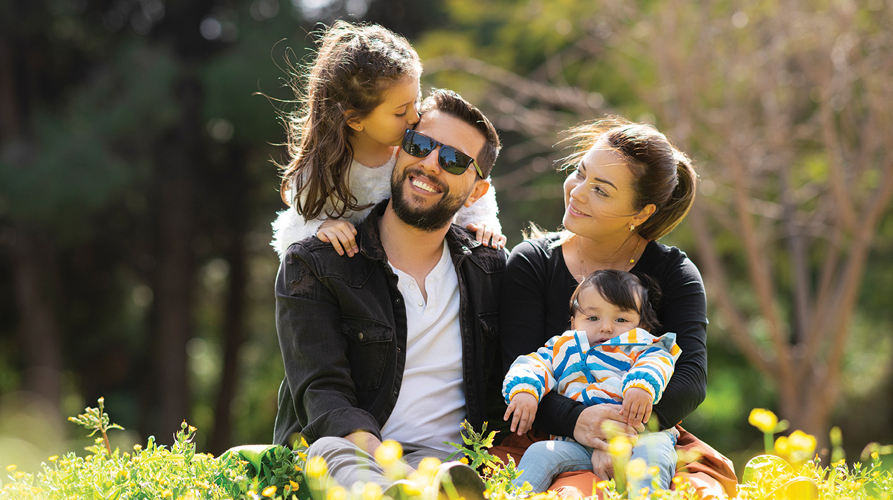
[151,71,203,437]
[208,146,249,455]
[10,224,63,412]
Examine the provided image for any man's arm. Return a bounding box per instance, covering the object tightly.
[275,247,381,443]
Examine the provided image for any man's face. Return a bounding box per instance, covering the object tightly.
[390,110,487,231]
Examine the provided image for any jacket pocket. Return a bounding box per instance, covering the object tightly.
[340,316,393,391]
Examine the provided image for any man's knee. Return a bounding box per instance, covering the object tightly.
[308,436,360,460]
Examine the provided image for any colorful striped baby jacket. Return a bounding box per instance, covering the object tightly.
[502,328,681,440]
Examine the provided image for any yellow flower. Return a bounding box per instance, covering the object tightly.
[134,444,143,451]
[162,489,173,498]
[6,465,16,472]
[13,472,24,479]
[262,485,277,497]
[48,456,58,462]
[626,458,648,480]
[306,456,329,478]
[775,436,790,456]
[595,481,608,490]
[608,436,632,459]
[362,482,382,500]
[327,485,347,500]
[459,457,469,465]
[289,480,300,491]
[375,441,404,467]
[748,409,778,433]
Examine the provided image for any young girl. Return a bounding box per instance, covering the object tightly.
[271,21,504,259]
[502,269,681,495]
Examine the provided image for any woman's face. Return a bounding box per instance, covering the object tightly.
[562,138,641,241]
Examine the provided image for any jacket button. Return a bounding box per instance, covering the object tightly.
[393,388,399,396]
[397,347,401,354]
[395,297,401,304]
[358,332,364,340]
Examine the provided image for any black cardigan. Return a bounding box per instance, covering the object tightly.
[498,234,707,436]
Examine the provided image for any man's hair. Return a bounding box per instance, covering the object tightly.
[419,88,501,178]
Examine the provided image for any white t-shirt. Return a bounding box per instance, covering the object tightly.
[379,241,465,452]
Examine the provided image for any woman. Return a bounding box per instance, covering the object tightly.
[496,117,736,498]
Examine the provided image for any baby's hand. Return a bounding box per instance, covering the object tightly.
[504,392,538,435]
[620,388,653,427]
[465,222,507,250]
[317,219,358,257]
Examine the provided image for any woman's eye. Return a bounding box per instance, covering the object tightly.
[592,185,608,196]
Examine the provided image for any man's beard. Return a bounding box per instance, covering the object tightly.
[391,167,471,232]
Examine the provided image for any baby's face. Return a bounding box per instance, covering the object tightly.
[570,287,641,345]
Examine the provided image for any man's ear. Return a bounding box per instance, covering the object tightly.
[344,110,363,132]
[464,179,490,208]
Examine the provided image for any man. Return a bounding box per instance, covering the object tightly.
[273,89,505,493]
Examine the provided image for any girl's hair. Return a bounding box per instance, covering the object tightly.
[569,269,661,332]
[561,116,697,240]
[279,21,421,219]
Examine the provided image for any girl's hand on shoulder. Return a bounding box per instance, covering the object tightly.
[465,222,507,250]
[317,219,359,257]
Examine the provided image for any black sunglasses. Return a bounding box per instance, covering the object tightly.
[402,129,484,178]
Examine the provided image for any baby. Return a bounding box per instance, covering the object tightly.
[502,269,681,494]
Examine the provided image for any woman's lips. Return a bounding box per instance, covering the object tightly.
[567,203,589,217]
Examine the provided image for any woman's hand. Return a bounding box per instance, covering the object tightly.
[590,449,615,481]
[465,222,507,250]
[573,404,642,451]
[317,219,358,257]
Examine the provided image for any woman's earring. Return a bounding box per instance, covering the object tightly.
[629,224,636,232]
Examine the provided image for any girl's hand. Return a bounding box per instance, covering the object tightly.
[573,404,641,451]
[504,392,538,435]
[620,388,653,426]
[317,219,358,257]
[465,222,507,250]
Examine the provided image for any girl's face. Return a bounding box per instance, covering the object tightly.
[562,138,649,242]
[351,74,422,149]
[571,285,642,345]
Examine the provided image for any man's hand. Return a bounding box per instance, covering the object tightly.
[504,392,538,435]
[317,219,358,257]
[573,404,641,451]
[465,222,507,250]
[621,387,654,427]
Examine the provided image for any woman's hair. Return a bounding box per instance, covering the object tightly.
[569,269,661,332]
[561,116,697,240]
[278,21,421,219]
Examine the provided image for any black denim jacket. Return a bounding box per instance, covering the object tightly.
[273,201,505,446]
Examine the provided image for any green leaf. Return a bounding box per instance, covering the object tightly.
[741,454,793,484]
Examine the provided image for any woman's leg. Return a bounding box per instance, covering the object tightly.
[512,440,594,493]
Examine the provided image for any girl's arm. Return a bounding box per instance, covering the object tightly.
[455,179,505,247]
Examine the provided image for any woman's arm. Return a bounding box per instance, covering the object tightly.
[650,253,708,429]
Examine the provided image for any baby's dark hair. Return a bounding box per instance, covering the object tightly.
[279,21,421,218]
[569,269,661,332]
